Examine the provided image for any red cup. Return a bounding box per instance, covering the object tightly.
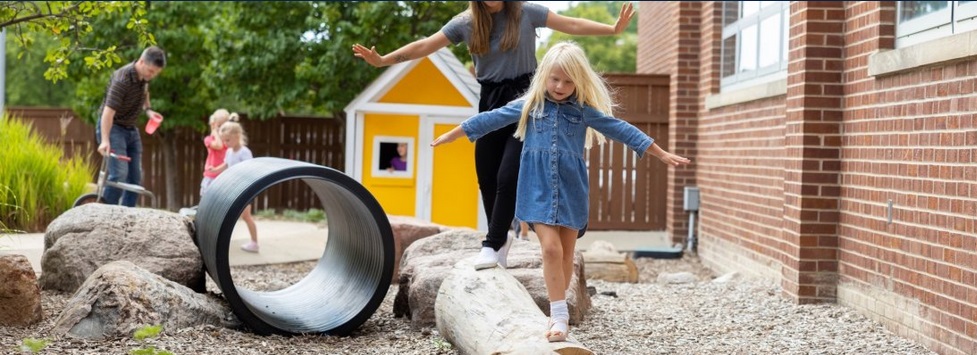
[145,112,164,135]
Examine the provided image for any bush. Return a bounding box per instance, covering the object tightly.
[0,114,93,233]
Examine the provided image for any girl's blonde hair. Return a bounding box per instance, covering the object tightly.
[209,108,230,125]
[466,1,522,56]
[219,121,248,146]
[514,41,610,148]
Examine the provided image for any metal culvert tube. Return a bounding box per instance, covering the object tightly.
[195,157,394,336]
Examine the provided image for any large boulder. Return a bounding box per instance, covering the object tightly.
[0,254,43,327]
[394,228,590,329]
[51,261,238,340]
[40,204,204,293]
[387,215,445,282]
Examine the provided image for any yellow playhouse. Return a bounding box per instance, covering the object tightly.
[344,48,484,230]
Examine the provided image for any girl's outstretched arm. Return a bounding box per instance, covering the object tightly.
[646,143,692,167]
[352,32,452,68]
[431,126,466,147]
[545,2,634,36]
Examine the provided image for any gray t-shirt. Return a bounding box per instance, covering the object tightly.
[441,2,549,83]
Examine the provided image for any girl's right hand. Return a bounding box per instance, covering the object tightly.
[430,133,456,147]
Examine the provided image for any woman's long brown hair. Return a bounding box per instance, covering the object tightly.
[468,1,523,55]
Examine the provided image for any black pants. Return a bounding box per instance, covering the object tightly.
[476,73,532,250]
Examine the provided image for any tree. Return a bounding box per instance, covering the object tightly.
[5,1,469,210]
[4,35,74,107]
[538,1,638,73]
[210,1,468,119]
[0,1,155,82]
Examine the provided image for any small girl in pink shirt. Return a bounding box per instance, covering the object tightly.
[200,109,236,196]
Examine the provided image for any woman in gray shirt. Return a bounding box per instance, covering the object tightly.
[352,1,634,271]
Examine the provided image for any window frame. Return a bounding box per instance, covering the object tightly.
[897,1,977,47]
[720,1,790,91]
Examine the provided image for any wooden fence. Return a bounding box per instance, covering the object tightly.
[589,74,670,230]
[7,73,670,230]
[6,107,345,212]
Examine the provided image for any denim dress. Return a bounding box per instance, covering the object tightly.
[461,96,654,231]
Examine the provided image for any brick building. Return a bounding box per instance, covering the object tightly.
[638,2,976,354]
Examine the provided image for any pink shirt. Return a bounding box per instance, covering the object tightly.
[203,135,227,179]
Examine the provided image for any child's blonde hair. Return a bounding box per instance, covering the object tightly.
[209,108,230,125]
[514,41,610,149]
[220,121,248,146]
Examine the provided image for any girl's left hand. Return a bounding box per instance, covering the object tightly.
[614,3,635,34]
[658,152,691,167]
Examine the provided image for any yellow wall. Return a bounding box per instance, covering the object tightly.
[378,58,470,107]
[362,114,417,216]
[431,123,478,228]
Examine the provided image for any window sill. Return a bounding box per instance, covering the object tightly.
[705,78,787,110]
[869,30,977,77]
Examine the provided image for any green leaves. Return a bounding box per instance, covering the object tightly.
[9,1,467,127]
[540,1,638,73]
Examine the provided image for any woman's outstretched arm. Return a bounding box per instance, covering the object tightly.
[352,32,452,68]
[545,2,635,36]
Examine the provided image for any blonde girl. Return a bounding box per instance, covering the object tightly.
[201,109,235,196]
[355,1,636,271]
[432,41,691,342]
[219,121,260,253]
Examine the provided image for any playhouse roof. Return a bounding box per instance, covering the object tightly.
[345,47,480,112]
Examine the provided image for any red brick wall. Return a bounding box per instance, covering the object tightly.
[637,1,676,74]
[638,1,700,244]
[836,2,977,354]
[639,1,977,354]
[693,2,789,281]
[782,1,845,304]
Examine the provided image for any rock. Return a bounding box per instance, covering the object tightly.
[387,215,445,283]
[657,271,698,284]
[394,228,590,329]
[582,240,639,283]
[39,204,204,293]
[712,271,739,283]
[51,261,238,340]
[0,254,43,327]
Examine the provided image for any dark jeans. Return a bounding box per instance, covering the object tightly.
[95,121,143,207]
[476,73,532,250]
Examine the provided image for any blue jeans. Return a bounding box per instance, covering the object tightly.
[95,121,142,207]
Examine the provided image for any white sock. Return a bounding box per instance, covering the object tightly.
[549,300,569,333]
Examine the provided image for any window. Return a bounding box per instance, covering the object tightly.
[897,1,977,47]
[720,1,790,90]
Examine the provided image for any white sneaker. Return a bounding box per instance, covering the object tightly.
[473,247,499,270]
[497,234,513,269]
[241,241,259,253]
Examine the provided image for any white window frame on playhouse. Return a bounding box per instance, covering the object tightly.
[371,135,414,179]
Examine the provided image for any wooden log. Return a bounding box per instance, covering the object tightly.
[582,240,638,283]
[435,259,592,355]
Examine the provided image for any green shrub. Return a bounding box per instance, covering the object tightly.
[0,114,93,233]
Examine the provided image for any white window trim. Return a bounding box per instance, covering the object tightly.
[897,1,977,47]
[957,1,977,32]
[720,1,789,89]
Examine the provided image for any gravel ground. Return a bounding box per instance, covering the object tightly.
[2,256,935,355]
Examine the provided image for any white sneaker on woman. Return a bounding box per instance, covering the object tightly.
[473,247,499,270]
[497,235,513,269]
